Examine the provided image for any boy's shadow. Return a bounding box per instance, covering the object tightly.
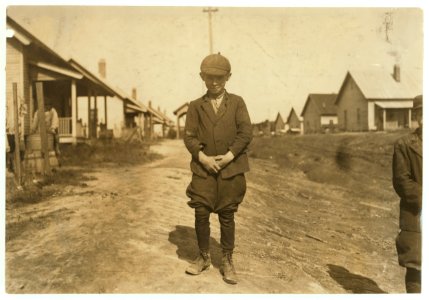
[327,264,386,293]
[168,225,223,269]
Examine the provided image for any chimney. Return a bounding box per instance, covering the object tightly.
[148,101,152,108]
[393,64,401,82]
[98,59,106,79]
[132,88,137,100]
[158,106,160,112]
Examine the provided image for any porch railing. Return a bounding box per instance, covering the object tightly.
[59,117,72,136]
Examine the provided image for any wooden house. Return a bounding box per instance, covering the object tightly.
[173,102,189,139]
[67,58,128,140]
[335,66,421,131]
[286,108,303,134]
[301,94,338,134]
[272,112,286,135]
[6,16,115,145]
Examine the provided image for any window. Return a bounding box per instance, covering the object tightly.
[357,108,360,124]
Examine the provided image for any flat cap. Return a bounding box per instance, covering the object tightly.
[200,53,231,76]
[413,95,423,110]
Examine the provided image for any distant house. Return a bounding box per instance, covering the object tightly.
[335,65,421,131]
[286,108,302,134]
[173,102,189,139]
[272,112,286,135]
[301,94,338,134]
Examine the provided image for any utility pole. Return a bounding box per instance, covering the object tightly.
[383,12,393,43]
[203,7,218,54]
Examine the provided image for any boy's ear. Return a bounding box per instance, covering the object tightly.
[226,73,232,81]
[199,72,205,80]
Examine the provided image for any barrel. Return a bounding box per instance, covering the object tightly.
[26,134,54,151]
[25,151,58,174]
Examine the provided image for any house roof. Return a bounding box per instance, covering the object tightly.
[274,112,284,124]
[7,16,86,81]
[375,101,413,109]
[286,108,302,124]
[28,60,83,80]
[300,93,338,117]
[154,107,174,125]
[68,59,127,98]
[173,102,189,115]
[126,103,147,113]
[336,68,421,103]
[7,16,71,69]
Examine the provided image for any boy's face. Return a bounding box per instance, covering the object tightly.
[200,72,231,97]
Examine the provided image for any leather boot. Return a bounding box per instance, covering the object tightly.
[220,251,238,284]
[185,250,211,275]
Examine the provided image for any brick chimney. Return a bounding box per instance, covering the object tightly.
[132,88,137,100]
[98,59,106,79]
[393,64,401,82]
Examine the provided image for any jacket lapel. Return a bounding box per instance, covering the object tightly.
[409,135,422,157]
[201,97,217,124]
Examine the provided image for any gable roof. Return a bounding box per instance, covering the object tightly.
[336,68,421,104]
[300,93,338,117]
[274,112,284,125]
[286,108,302,124]
[7,16,84,80]
[173,102,189,115]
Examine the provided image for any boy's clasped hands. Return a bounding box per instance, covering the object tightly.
[198,151,234,174]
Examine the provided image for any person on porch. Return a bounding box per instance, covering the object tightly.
[31,96,60,156]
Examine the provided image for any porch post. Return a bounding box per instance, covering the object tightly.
[383,109,387,131]
[29,83,34,129]
[176,115,180,139]
[71,79,77,145]
[87,91,91,138]
[150,113,153,140]
[144,113,149,140]
[408,108,412,129]
[92,90,98,138]
[104,96,108,127]
[162,122,166,138]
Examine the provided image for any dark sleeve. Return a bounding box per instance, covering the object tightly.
[392,141,422,210]
[229,97,253,157]
[183,101,203,160]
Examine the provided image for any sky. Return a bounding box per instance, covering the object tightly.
[5,5,423,123]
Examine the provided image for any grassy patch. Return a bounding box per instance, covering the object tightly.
[6,139,162,206]
[60,139,162,167]
[249,131,411,191]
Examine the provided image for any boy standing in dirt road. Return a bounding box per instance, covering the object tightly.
[392,94,423,293]
[183,53,253,284]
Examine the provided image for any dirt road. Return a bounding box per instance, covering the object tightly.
[6,139,404,293]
